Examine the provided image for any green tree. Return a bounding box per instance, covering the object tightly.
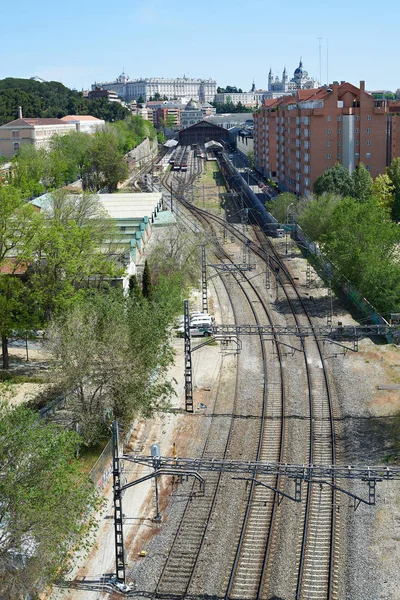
[386,157,400,220]
[269,192,298,224]
[11,144,47,198]
[321,198,400,291]
[83,131,129,191]
[297,193,340,241]
[372,173,395,210]
[352,163,373,202]
[31,190,119,317]
[313,163,353,197]
[148,224,201,288]
[142,259,154,300]
[129,273,142,299]
[0,186,42,368]
[46,293,129,444]
[0,401,98,599]
[247,150,255,170]
[47,285,178,437]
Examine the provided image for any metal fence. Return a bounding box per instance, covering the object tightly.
[89,439,113,490]
[88,418,140,489]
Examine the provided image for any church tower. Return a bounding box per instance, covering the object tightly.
[282,67,288,90]
[268,68,273,91]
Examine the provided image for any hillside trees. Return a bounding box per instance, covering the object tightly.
[0,401,98,599]
[0,78,130,125]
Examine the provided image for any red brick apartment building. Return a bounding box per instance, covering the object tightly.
[253,81,400,196]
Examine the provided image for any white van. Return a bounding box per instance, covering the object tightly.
[190,316,213,326]
[177,323,213,337]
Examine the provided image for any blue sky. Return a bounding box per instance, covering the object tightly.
[2,0,398,92]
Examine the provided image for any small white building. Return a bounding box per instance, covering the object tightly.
[60,115,105,133]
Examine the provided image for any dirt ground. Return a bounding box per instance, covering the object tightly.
[0,342,50,406]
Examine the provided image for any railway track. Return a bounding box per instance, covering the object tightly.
[158,157,287,599]
[159,149,337,599]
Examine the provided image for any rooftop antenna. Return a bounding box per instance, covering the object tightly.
[326,38,329,85]
[318,37,322,85]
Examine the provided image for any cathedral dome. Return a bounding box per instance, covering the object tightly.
[294,60,304,76]
[185,99,200,110]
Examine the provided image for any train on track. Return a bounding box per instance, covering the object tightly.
[169,145,190,171]
[216,151,281,237]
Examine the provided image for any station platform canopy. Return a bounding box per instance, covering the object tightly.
[97,193,162,220]
[164,139,178,148]
[204,140,223,150]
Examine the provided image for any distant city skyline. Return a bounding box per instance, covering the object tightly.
[1,0,398,93]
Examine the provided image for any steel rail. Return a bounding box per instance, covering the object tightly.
[166,161,287,599]
[178,153,337,600]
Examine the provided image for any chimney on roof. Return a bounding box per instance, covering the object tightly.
[360,81,365,93]
[18,106,23,119]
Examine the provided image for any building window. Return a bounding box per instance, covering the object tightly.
[326,129,331,134]
[326,166,331,171]
[338,153,341,159]
[338,141,342,147]
[326,141,331,147]
[355,128,359,133]
[327,116,331,122]
[338,128,342,134]
[367,115,372,120]
[356,116,360,121]
[366,152,371,159]
[355,152,360,158]
[366,140,371,146]
[366,128,371,134]
[366,165,371,171]
[12,130,19,138]
[337,116,342,122]
[356,141,359,146]
[13,142,19,150]
[326,153,331,159]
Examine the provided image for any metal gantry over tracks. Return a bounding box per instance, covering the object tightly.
[112,427,400,587]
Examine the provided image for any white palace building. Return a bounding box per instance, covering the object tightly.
[92,72,217,103]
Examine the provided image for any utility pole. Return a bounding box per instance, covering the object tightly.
[184,300,194,412]
[112,421,125,584]
[265,244,270,290]
[201,245,208,313]
[170,183,173,213]
[327,277,333,326]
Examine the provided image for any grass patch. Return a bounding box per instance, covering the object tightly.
[76,438,110,475]
[0,371,46,384]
